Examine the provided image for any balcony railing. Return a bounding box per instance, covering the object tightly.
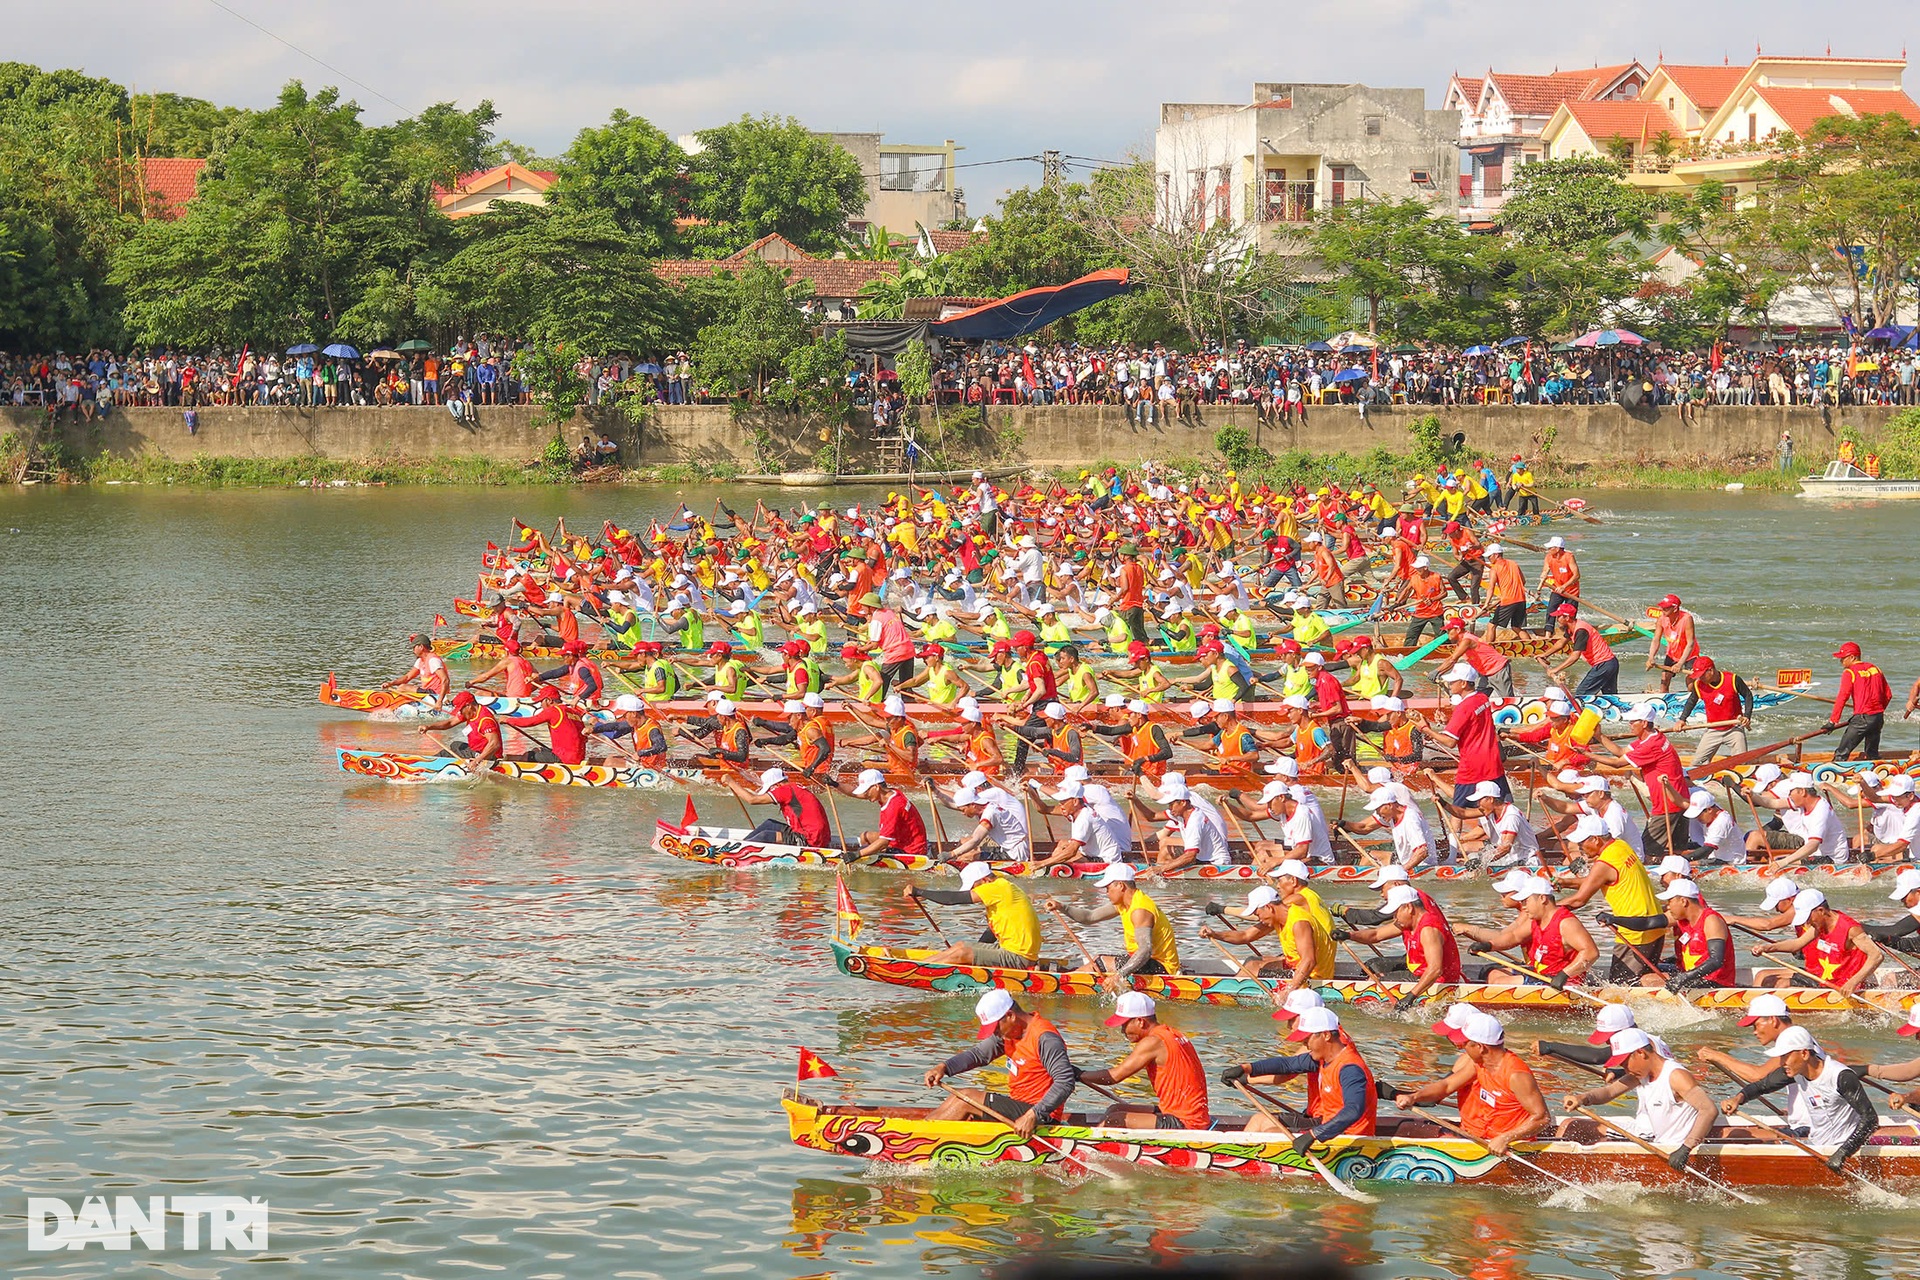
[1254,180,1318,223]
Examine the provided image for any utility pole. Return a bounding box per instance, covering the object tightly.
[1041,150,1064,189]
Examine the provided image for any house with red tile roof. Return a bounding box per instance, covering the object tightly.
[137,157,206,220]
[1444,62,1648,224]
[433,163,555,219]
[652,233,900,320]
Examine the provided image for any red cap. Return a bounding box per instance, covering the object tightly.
[1586,1028,1614,1046]
[1551,603,1577,619]
[1285,1025,1314,1042]
[1199,623,1222,638]
[991,640,1014,657]
[1604,1049,1637,1067]
[1197,641,1223,657]
[561,639,588,656]
[1351,634,1373,648]
[1443,521,1459,534]
[1690,655,1715,675]
[1834,642,1862,660]
[1429,1019,1468,1046]
[1277,638,1302,653]
[502,636,523,654]
[841,643,867,659]
[1898,1020,1918,1038]
[707,640,733,655]
[1658,594,1682,608]
[782,639,808,657]
[1444,618,1466,631]
[449,691,477,711]
[536,684,561,702]
[920,643,944,658]
[1126,641,1150,661]
[1013,630,1038,648]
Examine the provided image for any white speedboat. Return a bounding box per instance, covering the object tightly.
[1798,460,1920,498]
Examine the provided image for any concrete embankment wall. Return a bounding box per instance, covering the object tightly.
[4,401,1897,470]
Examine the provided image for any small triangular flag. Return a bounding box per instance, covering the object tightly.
[796,1047,839,1081]
[681,794,699,830]
[433,614,448,627]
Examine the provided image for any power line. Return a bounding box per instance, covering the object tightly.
[854,154,1042,182]
[203,0,408,114]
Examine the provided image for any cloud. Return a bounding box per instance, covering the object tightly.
[14,0,1920,210]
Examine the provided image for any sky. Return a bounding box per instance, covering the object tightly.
[16,0,1920,212]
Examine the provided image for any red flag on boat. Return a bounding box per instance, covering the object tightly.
[796,1047,839,1081]
[834,875,864,943]
[680,794,699,829]
[486,541,499,554]
[433,614,448,627]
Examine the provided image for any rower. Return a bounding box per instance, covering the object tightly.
[1565,1029,1721,1170]
[1439,780,1542,871]
[1683,788,1747,865]
[1654,879,1737,991]
[1338,785,1440,870]
[593,693,669,764]
[1436,619,1515,698]
[1090,698,1175,782]
[891,643,972,706]
[1394,556,1449,648]
[840,694,922,773]
[1538,772,1643,858]
[922,990,1077,1140]
[1460,875,1598,988]
[1559,814,1667,980]
[1538,536,1580,616]
[1544,603,1619,697]
[1053,644,1101,710]
[700,640,750,701]
[1026,781,1125,871]
[1593,704,1690,858]
[1394,1011,1551,1156]
[905,862,1040,969]
[1147,775,1230,875]
[1825,772,1920,862]
[839,768,929,859]
[1005,629,1059,774]
[384,633,451,704]
[1829,640,1892,761]
[1077,992,1213,1131]
[1442,521,1485,604]
[1864,866,1920,958]
[1204,866,1335,992]
[1036,702,1084,773]
[1248,783,1333,870]
[1341,883,1462,1011]
[1481,544,1529,641]
[1720,1026,1879,1170]
[1116,641,1174,703]
[719,767,834,848]
[1860,1006,1920,1109]
[1427,664,1509,807]
[939,774,1032,865]
[500,685,587,765]
[1751,888,1883,995]
[1224,1007,1377,1151]
[1645,594,1698,693]
[1341,636,1404,701]
[1047,862,1182,982]
[826,642,886,705]
[1673,654,1754,765]
[1745,771,1851,868]
[418,690,501,763]
[1535,1001,1670,1075]
[466,635,536,699]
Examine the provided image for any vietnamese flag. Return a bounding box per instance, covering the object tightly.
[433,613,448,627]
[835,875,864,943]
[796,1047,839,1081]
[681,794,699,829]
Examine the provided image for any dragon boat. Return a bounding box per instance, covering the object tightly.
[336,747,702,789]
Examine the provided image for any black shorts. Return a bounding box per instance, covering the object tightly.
[982,1092,1056,1123]
[1492,602,1527,629]
[879,658,915,691]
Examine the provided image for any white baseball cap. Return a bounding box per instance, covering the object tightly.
[1657,878,1701,901]
[1303,652,1325,666]
[802,692,826,709]
[1268,758,1302,778]
[1432,1002,1480,1043]
[852,768,886,796]
[1883,774,1917,798]
[1236,885,1282,916]
[951,787,983,806]
[1106,991,1156,1025]
[1739,992,1791,1025]
[961,705,983,722]
[1684,790,1718,818]
[1282,695,1311,710]
[714,698,738,716]
[1383,884,1421,912]
[1367,864,1411,888]
[1518,876,1556,900]
[1272,988,1327,1021]
[1577,775,1611,795]
[1366,766,1393,785]
[782,699,806,714]
[1287,1007,1342,1041]
[1547,700,1573,716]
[1188,699,1214,720]
[1605,1028,1654,1066]
[612,694,644,712]
[1589,1003,1637,1043]
[1890,868,1920,900]
[1104,693,1128,708]
[1567,815,1609,843]
[1766,1026,1818,1057]
[884,694,907,717]
[1461,1012,1506,1046]
[1211,697,1237,714]
[1364,787,1400,812]
[1043,702,1066,720]
[959,862,994,889]
[1272,858,1311,882]
[1470,781,1504,801]
[1412,555,1430,569]
[1442,663,1478,684]
[1786,772,1818,792]
[756,767,787,793]
[1258,779,1290,805]
[1127,698,1151,715]
[1063,765,1093,785]
[961,770,989,790]
[1097,863,1138,887]
[1760,877,1800,907]
[1053,781,1086,802]
[1790,888,1827,927]
[1656,855,1692,878]
[1160,782,1192,803]
[1623,704,1656,723]
[1491,868,1533,897]
[975,988,1015,1030]
[1485,543,1504,557]
[1750,763,1784,788]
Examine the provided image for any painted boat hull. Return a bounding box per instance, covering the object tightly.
[782,1090,1917,1188]
[336,747,700,789]
[829,940,1918,1017]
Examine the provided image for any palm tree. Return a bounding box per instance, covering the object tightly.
[1603,136,1637,163]
[1649,131,1678,170]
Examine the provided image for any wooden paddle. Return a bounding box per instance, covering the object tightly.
[1726,920,1891,1015]
[1685,725,1837,781]
[1470,950,1609,1009]
[1389,1100,1591,1201]
[1043,902,1116,983]
[909,892,954,947]
[1705,1084,1898,1196]
[1569,1105,1760,1203]
[1232,1081,1374,1202]
[939,1084,1128,1182]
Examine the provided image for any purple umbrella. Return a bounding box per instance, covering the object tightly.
[1571,329,1647,348]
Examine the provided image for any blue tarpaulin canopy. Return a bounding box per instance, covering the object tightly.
[930,268,1131,340]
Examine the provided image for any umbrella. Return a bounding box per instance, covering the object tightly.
[1303,341,1332,352]
[1864,324,1907,341]
[1463,344,1495,356]
[396,338,432,352]
[1499,335,1532,347]
[1570,328,1647,348]
[631,362,662,375]
[1390,344,1422,355]
[366,348,401,360]
[1550,342,1577,353]
[286,343,318,355]
[1331,368,1369,383]
[322,343,360,359]
[1329,331,1379,349]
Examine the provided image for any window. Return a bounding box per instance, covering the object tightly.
[1410,167,1433,186]
[878,152,948,192]
[1748,113,1758,142]
[1365,115,1383,137]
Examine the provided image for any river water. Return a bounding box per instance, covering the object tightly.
[4,483,1920,1279]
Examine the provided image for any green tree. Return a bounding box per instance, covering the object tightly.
[549,109,686,256]
[690,258,813,397]
[127,92,248,158]
[1308,198,1481,337]
[1498,157,1653,250]
[949,183,1106,294]
[685,115,864,254]
[421,202,679,352]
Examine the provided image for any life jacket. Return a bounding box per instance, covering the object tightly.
[1104,612,1134,655]
[1599,841,1665,945]
[1003,1014,1065,1112]
[1145,1024,1212,1128]
[1278,890,1336,977]
[1805,910,1869,984]
[1040,617,1074,645]
[1294,719,1326,772]
[680,613,705,651]
[1383,721,1417,761]
[733,611,764,650]
[1063,665,1098,704]
[1162,618,1196,653]
[1350,657,1387,700]
[465,709,502,755]
[1124,724,1169,781]
[1526,906,1580,977]
[640,659,679,702]
[1546,719,1591,770]
[1461,1048,1539,1142]
[965,726,1003,771]
[797,717,836,774]
[887,720,921,770]
[1404,902,1463,981]
[1307,1040,1378,1136]
[1676,907,1736,986]
[1048,722,1081,767]
[1209,660,1241,702]
[714,657,749,699]
[925,663,964,705]
[855,660,885,704]
[1217,721,1259,772]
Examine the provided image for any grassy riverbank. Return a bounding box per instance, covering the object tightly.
[5,447,745,488]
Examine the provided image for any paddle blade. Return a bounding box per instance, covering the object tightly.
[681,794,699,830]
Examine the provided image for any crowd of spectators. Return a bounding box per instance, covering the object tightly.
[905,337,1920,424]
